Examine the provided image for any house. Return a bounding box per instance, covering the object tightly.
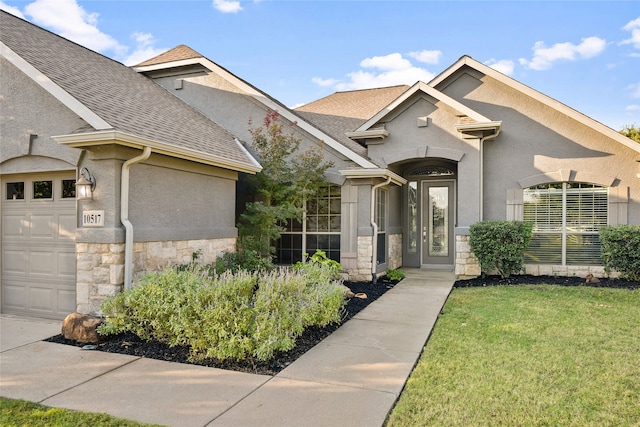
[135,45,640,282]
[2,10,639,320]
[0,11,260,319]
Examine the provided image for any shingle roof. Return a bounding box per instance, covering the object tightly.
[296,85,410,120]
[134,44,204,67]
[0,11,258,172]
[293,86,409,155]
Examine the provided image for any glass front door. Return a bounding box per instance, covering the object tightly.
[422,181,455,266]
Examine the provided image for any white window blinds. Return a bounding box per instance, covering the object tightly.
[523,183,607,266]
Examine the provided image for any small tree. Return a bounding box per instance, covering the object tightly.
[239,110,332,258]
[469,220,533,279]
[620,124,640,143]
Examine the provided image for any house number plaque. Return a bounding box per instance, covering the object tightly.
[82,210,105,227]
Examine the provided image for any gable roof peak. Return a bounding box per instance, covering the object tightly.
[134,44,204,67]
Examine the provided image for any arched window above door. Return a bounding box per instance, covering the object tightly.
[408,165,455,177]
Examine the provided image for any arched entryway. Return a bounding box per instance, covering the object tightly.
[402,160,457,269]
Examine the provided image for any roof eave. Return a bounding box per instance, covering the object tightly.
[339,168,407,186]
[355,81,491,133]
[1,41,112,130]
[53,130,262,174]
[134,55,379,169]
[431,56,640,155]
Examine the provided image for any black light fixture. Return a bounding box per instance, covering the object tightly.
[76,167,96,201]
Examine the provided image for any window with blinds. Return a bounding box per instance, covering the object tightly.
[523,183,607,265]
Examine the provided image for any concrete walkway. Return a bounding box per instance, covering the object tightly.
[0,269,454,427]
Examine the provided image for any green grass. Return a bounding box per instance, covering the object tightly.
[386,285,640,427]
[0,398,164,427]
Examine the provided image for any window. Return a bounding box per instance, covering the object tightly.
[6,182,24,200]
[523,183,607,265]
[376,188,387,265]
[32,180,53,199]
[62,179,76,198]
[407,181,418,253]
[276,185,341,263]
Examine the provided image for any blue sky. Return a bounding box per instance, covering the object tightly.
[2,0,639,131]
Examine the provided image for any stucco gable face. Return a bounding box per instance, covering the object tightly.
[0,56,84,171]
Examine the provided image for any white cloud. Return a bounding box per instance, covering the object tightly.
[24,0,126,55]
[360,53,413,71]
[407,50,442,65]
[519,36,606,70]
[316,52,435,92]
[484,58,515,76]
[620,17,640,49]
[0,1,25,18]
[311,77,340,87]
[628,82,640,99]
[213,0,242,13]
[122,32,168,66]
[626,105,640,112]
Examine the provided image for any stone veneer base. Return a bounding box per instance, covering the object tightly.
[76,238,236,314]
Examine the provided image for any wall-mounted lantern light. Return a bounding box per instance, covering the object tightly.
[76,167,96,201]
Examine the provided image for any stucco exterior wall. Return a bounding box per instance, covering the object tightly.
[365,93,482,228]
[149,72,352,173]
[0,56,83,173]
[438,68,640,223]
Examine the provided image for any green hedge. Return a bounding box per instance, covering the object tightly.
[98,264,345,361]
[469,220,533,279]
[599,225,640,282]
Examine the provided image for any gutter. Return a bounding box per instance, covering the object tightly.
[370,176,392,284]
[455,122,502,221]
[121,146,152,289]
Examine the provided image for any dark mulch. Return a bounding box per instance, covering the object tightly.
[454,274,639,290]
[45,279,398,376]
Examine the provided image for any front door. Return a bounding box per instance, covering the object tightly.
[421,181,455,267]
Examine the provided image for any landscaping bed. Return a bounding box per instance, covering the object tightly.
[454,274,639,289]
[46,279,398,376]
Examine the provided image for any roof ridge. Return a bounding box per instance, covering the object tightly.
[133,44,205,67]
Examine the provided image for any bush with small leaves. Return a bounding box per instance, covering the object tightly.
[599,225,640,282]
[469,220,533,279]
[385,269,406,281]
[99,263,345,362]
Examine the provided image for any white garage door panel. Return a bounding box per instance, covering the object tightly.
[30,214,55,238]
[3,249,28,274]
[30,251,55,274]
[58,289,77,313]
[2,173,77,320]
[2,284,27,309]
[3,215,26,238]
[59,252,76,276]
[59,214,76,239]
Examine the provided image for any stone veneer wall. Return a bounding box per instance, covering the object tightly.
[454,234,617,279]
[388,233,402,270]
[76,237,236,314]
[455,235,481,279]
[348,235,373,282]
[348,234,401,281]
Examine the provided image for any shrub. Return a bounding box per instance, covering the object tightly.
[98,264,345,362]
[212,250,273,274]
[469,220,533,279]
[385,269,406,281]
[599,225,640,282]
[294,250,342,278]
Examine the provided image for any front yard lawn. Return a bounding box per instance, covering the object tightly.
[386,285,640,426]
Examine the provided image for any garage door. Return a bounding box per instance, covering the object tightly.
[1,172,77,319]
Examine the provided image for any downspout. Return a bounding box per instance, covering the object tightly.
[121,146,152,289]
[478,130,501,221]
[370,176,392,284]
